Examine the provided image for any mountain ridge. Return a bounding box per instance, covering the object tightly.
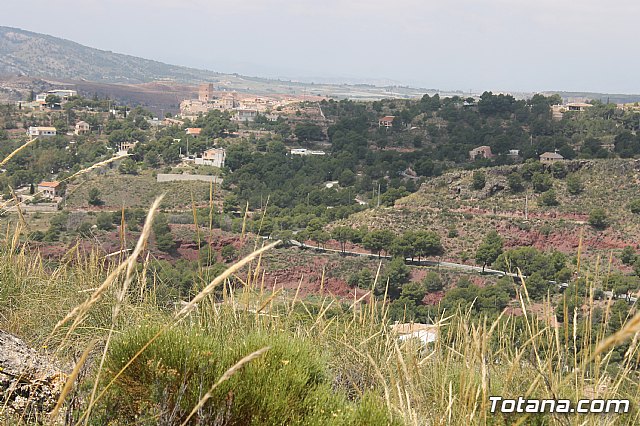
[0,25,225,84]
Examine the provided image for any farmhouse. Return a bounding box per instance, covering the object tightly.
[539,151,565,164]
[37,181,60,199]
[469,145,494,160]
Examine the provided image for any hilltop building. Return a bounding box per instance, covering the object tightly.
[35,89,77,103]
[551,102,593,120]
[199,83,214,102]
[469,145,494,160]
[539,151,565,164]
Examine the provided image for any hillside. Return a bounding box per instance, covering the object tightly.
[0,26,226,84]
[338,159,640,265]
[0,26,429,101]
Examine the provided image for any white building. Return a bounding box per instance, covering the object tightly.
[195,148,226,168]
[117,141,137,156]
[37,181,61,199]
[28,127,57,138]
[290,149,326,156]
[35,89,78,103]
[233,109,258,122]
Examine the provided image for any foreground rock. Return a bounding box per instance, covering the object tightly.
[0,330,66,421]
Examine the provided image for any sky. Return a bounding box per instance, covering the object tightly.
[3,0,640,93]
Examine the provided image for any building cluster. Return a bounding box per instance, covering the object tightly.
[468,145,566,164]
[27,120,92,140]
[179,83,290,121]
[35,89,77,105]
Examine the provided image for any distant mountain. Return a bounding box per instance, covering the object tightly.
[0,26,225,84]
[0,26,434,103]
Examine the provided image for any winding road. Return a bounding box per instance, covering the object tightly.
[278,239,638,304]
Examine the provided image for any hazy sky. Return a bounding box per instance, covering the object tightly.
[3,0,640,93]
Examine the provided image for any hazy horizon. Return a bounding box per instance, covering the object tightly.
[3,0,640,94]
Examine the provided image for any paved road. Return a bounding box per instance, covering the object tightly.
[280,238,639,304]
[287,239,518,277]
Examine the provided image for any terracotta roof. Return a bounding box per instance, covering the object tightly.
[38,181,60,188]
[186,128,202,135]
[32,127,57,131]
[379,116,395,122]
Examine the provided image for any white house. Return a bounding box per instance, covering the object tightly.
[117,141,138,156]
[290,149,326,156]
[36,89,78,103]
[233,109,258,122]
[28,127,57,138]
[195,148,226,168]
[37,181,61,199]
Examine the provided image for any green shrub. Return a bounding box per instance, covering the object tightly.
[103,325,396,425]
[539,189,559,206]
[628,199,640,214]
[472,171,486,190]
[588,208,608,229]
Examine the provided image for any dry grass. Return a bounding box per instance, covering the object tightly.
[0,147,637,423]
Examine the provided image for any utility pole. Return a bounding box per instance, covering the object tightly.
[377,183,381,208]
[525,194,529,220]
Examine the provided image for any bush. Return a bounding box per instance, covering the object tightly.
[507,172,524,192]
[588,208,608,229]
[551,162,567,179]
[118,158,138,175]
[531,172,552,193]
[628,199,640,214]
[472,171,486,190]
[423,271,444,292]
[566,174,584,195]
[221,244,238,262]
[103,325,397,425]
[539,189,559,206]
[621,246,637,265]
[88,187,103,206]
[96,212,114,231]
